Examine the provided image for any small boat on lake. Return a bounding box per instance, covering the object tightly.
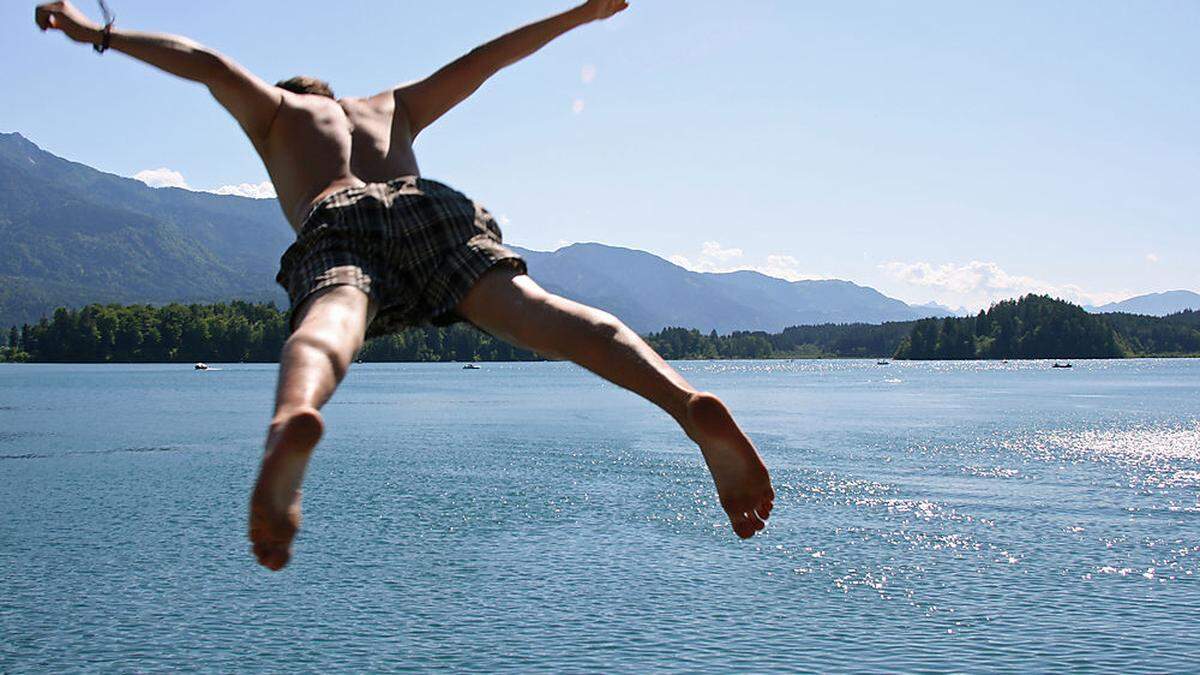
[194,362,209,371]
[1052,362,1072,369]
[876,360,890,365]
[463,363,481,370]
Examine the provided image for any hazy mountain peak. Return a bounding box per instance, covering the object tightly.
[1089,290,1200,317]
[511,243,945,332]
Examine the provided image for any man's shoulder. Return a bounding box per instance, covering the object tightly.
[340,94,401,127]
[272,93,348,123]
[344,90,400,113]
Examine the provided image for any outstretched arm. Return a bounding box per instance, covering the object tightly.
[35,1,282,146]
[394,0,629,137]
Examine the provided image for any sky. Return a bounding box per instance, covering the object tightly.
[3,0,1197,310]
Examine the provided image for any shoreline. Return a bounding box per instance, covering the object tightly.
[4,355,1200,366]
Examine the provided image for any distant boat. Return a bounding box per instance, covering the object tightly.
[876,360,890,365]
[462,363,481,370]
[194,362,209,371]
[1052,362,1072,369]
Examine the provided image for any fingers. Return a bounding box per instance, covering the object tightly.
[35,2,66,31]
[36,11,60,31]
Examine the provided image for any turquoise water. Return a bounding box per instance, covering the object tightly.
[1,360,1198,672]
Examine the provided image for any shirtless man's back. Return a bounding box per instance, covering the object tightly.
[260,90,422,230]
[37,0,774,571]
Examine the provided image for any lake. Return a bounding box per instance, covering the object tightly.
[1,360,1198,672]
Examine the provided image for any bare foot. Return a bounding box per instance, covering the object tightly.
[684,392,775,539]
[248,407,323,571]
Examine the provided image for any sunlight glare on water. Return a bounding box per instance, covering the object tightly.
[1,359,1198,672]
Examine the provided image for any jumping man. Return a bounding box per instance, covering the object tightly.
[36,0,775,571]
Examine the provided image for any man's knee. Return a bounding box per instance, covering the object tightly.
[284,330,356,380]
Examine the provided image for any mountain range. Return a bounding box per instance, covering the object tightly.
[510,244,939,333]
[0,131,1192,333]
[1086,291,1200,317]
[0,132,293,329]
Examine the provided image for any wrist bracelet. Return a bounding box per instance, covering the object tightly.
[93,0,115,54]
[93,21,114,54]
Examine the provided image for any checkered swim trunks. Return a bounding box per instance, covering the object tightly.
[276,176,526,338]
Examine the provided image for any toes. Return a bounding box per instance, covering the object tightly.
[751,515,765,533]
[757,499,774,520]
[252,542,291,571]
[252,542,270,562]
[730,511,765,539]
[732,519,756,539]
[264,550,290,571]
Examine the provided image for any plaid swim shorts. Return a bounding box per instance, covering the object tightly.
[275,176,526,338]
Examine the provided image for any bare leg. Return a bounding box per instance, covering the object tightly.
[249,285,372,570]
[457,268,775,538]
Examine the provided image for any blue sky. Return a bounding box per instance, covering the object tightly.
[4,1,1197,309]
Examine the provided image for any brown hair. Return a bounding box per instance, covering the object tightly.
[275,76,335,99]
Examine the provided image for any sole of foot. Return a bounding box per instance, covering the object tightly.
[248,407,323,571]
[685,392,775,539]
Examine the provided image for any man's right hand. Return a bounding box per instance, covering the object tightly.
[35,1,101,45]
[581,0,630,22]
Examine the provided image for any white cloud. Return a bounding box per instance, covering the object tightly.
[879,259,1130,310]
[572,98,586,115]
[581,64,597,84]
[132,167,275,199]
[670,241,820,282]
[1146,253,1160,264]
[761,254,807,282]
[212,181,277,199]
[700,241,743,262]
[133,167,189,189]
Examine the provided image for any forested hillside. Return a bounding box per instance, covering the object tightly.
[0,133,294,328]
[5,296,1196,364]
[1103,310,1200,356]
[895,295,1126,360]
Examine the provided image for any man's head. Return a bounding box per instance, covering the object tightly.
[275,76,335,99]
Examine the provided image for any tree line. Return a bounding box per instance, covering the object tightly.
[641,322,915,360]
[0,302,538,364]
[2,296,1198,363]
[1102,309,1200,356]
[893,295,1200,360]
[2,302,288,364]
